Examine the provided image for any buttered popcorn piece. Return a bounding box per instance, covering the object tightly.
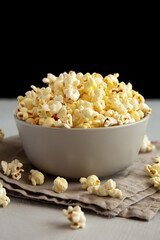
[0,129,4,142]
[1,159,24,180]
[15,71,151,128]
[140,135,156,153]
[0,183,10,207]
[87,179,123,198]
[28,169,44,186]
[52,176,68,193]
[62,205,86,229]
[80,175,100,190]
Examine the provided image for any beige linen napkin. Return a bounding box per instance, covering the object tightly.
[0,136,160,220]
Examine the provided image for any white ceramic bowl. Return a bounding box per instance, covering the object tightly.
[15,115,149,178]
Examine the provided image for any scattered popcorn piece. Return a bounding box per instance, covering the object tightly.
[145,165,157,177]
[145,156,160,178]
[15,71,151,128]
[153,155,160,164]
[0,183,10,207]
[150,176,160,190]
[145,156,160,190]
[62,205,86,229]
[80,175,100,190]
[105,178,116,190]
[1,159,24,180]
[28,169,45,186]
[107,188,123,198]
[0,129,4,142]
[1,161,11,176]
[140,135,156,153]
[145,164,160,177]
[52,176,68,193]
[87,179,123,199]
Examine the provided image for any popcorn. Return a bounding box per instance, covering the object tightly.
[80,175,100,190]
[79,108,99,122]
[28,169,45,186]
[145,164,160,177]
[54,95,63,103]
[62,205,86,229]
[0,183,10,207]
[153,155,160,164]
[93,99,105,112]
[15,71,151,128]
[0,129,4,142]
[63,114,73,128]
[42,73,57,84]
[17,107,29,121]
[145,155,160,178]
[1,159,24,180]
[150,176,160,190]
[40,117,56,127]
[87,179,123,199]
[145,156,160,190]
[139,103,151,115]
[104,74,119,87]
[102,117,117,127]
[52,176,68,193]
[64,88,80,102]
[64,75,80,89]
[140,135,156,153]
[109,98,128,115]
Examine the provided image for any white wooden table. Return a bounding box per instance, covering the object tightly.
[0,99,160,240]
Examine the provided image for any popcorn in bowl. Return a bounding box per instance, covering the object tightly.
[15,71,151,129]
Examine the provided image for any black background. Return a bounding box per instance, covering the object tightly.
[1,5,159,99]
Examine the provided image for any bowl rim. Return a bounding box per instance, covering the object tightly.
[14,114,150,131]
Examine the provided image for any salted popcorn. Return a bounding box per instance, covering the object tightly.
[140,135,156,153]
[1,159,24,180]
[87,179,123,199]
[28,169,45,186]
[62,205,86,229]
[15,71,151,128]
[0,129,4,142]
[0,183,10,207]
[80,175,100,190]
[52,176,68,193]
